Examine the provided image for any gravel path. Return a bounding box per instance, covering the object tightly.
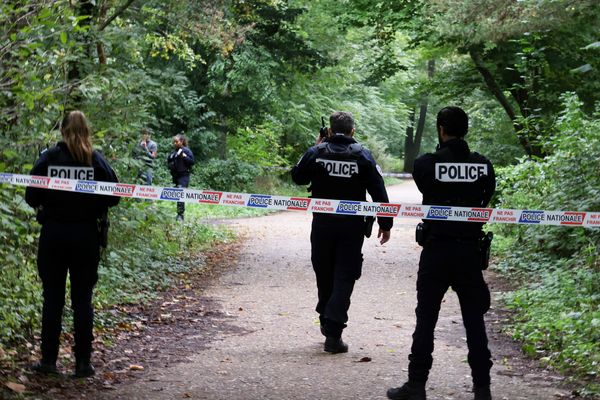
[97,181,573,400]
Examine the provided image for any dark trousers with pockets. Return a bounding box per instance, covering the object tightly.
[408,239,492,387]
[310,216,364,339]
[173,174,190,217]
[37,221,100,363]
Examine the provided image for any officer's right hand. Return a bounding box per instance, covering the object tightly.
[378,229,390,245]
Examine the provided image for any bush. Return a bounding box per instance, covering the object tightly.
[194,157,261,192]
[493,93,600,384]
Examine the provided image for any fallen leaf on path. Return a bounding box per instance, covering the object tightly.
[6,382,26,393]
[183,393,192,398]
[129,364,144,371]
[357,357,372,362]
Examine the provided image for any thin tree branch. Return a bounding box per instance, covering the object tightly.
[98,0,137,31]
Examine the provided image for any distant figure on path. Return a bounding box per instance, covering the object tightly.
[135,128,157,185]
[167,134,195,221]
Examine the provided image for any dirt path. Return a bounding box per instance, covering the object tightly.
[93,181,573,400]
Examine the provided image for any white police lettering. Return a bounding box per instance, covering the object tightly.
[435,163,487,182]
[48,166,94,180]
[316,158,358,178]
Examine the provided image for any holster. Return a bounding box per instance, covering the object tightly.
[98,212,110,249]
[415,222,429,246]
[479,231,493,270]
[364,216,375,238]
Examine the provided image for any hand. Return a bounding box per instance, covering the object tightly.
[378,229,390,245]
[181,152,187,158]
[315,135,324,145]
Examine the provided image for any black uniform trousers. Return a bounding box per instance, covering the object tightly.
[310,216,364,339]
[37,221,100,363]
[408,239,492,387]
[173,174,190,217]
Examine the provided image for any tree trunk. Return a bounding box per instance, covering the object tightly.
[403,108,416,173]
[403,59,435,173]
[468,48,543,157]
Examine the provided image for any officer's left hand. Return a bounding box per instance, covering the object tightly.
[378,229,390,245]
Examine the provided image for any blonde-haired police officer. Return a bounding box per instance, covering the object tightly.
[26,111,120,378]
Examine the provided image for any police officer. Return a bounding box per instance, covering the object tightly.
[292,111,392,353]
[387,107,495,400]
[167,134,195,221]
[25,110,120,377]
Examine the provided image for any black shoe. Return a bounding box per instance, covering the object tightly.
[31,361,59,375]
[324,337,348,353]
[387,382,426,400]
[473,385,492,400]
[74,359,95,378]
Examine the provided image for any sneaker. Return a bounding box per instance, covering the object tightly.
[31,361,59,375]
[323,337,348,354]
[387,382,426,400]
[473,385,492,400]
[74,359,95,378]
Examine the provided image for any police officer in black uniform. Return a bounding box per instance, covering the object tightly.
[292,111,392,353]
[167,134,195,221]
[26,111,120,377]
[387,107,495,400]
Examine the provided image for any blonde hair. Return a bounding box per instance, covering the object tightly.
[61,111,94,166]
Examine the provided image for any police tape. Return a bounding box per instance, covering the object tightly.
[2,173,599,228]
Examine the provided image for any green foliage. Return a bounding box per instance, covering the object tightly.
[493,94,600,384]
[500,250,599,382]
[228,122,287,167]
[195,157,261,192]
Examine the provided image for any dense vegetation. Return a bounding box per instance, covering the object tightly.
[1,0,598,393]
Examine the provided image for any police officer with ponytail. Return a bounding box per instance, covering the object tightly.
[167,134,195,221]
[26,111,120,377]
[387,107,495,400]
[292,111,392,353]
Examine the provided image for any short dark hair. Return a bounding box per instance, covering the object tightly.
[330,111,354,135]
[436,106,468,137]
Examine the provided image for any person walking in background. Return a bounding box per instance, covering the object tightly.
[167,134,195,221]
[291,111,392,354]
[135,128,157,185]
[26,110,120,378]
[387,106,496,400]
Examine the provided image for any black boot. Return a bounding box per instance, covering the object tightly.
[387,382,426,400]
[324,337,348,353]
[31,360,59,375]
[74,357,95,378]
[473,385,492,400]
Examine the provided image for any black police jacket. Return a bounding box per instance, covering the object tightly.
[25,142,120,223]
[413,138,496,238]
[291,134,393,231]
[167,147,195,176]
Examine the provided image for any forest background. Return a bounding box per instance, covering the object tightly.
[0,0,598,395]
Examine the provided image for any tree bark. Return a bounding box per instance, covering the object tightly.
[468,48,541,157]
[403,59,435,172]
[96,0,109,66]
[403,107,416,173]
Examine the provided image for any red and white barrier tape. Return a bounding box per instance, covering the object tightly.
[2,173,599,228]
